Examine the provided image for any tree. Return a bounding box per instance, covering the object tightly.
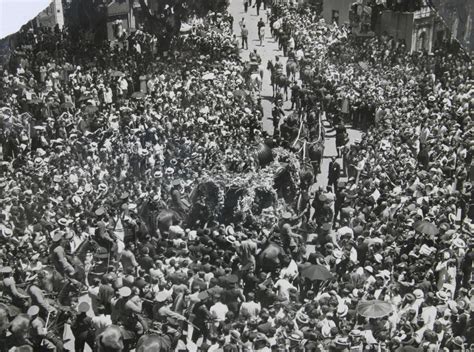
[138,0,229,52]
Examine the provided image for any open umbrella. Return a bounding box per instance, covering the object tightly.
[300,264,333,281]
[83,105,99,114]
[356,300,393,318]
[414,221,439,236]
[131,92,146,99]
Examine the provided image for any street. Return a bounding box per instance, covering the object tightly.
[229,0,361,190]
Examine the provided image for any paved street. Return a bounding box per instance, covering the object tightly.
[229,0,361,190]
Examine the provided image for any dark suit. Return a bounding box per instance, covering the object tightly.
[328,160,341,190]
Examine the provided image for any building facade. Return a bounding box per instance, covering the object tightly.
[106,0,135,41]
[376,5,446,53]
[321,0,353,26]
[36,0,65,30]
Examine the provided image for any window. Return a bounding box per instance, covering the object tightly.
[332,10,339,25]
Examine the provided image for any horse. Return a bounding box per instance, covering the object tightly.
[249,72,262,92]
[286,57,298,82]
[138,198,161,237]
[300,65,315,85]
[257,241,287,273]
[273,163,298,205]
[156,209,182,235]
[274,73,290,101]
[308,141,325,175]
[38,266,85,307]
[136,333,172,352]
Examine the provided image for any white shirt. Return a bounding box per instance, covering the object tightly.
[92,314,112,337]
[274,278,295,301]
[210,302,229,322]
[421,306,437,330]
[240,300,261,319]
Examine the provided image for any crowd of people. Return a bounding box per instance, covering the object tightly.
[0,1,473,352]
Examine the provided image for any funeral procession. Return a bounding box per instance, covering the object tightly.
[0,0,473,350]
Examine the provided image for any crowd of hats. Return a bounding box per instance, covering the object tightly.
[0,10,268,253]
[275,2,474,351]
[0,2,473,352]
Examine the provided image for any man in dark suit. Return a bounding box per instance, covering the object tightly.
[328,156,341,191]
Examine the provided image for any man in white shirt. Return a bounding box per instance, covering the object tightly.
[91,305,112,337]
[239,292,261,319]
[210,294,229,323]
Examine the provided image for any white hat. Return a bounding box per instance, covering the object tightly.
[452,238,466,249]
[226,225,235,236]
[337,304,348,317]
[413,289,424,299]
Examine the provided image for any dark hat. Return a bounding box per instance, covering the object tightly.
[405,293,415,302]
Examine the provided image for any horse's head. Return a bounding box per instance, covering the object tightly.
[97,325,125,352]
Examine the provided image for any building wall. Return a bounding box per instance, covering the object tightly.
[377,11,415,50]
[36,0,65,30]
[322,0,353,25]
[431,0,474,51]
[107,17,129,40]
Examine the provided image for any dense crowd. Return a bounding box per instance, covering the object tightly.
[0,1,473,352]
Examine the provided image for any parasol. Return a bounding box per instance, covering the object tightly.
[414,220,439,236]
[300,264,333,281]
[356,300,393,318]
[83,105,99,113]
[131,91,146,99]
